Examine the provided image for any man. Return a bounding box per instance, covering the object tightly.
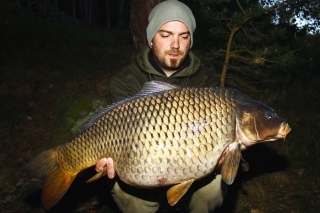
[96,1,227,212]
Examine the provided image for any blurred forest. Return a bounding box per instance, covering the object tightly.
[1,0,131,28]
[2,0,320,88]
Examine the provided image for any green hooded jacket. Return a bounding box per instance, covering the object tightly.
[109,46,219,103]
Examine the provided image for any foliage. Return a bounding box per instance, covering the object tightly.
[188,0,318,90]
[261,0,320,34]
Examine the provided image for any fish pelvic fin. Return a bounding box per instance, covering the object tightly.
[86,168,106,183]
[42,166,76,210]
[23,149,76,210]
[221,143,241,185]
[167,179,194,206]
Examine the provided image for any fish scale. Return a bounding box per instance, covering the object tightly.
[63,87,233,187]
[23,81,291,209]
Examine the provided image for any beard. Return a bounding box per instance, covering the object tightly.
[153,49,187,71]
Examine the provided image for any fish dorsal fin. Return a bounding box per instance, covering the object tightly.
[139,80,180,95]
[82,81,179,130]
[221,142,241,185]
[167,179,194,206]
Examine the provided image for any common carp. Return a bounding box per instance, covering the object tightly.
[23,81,291,210]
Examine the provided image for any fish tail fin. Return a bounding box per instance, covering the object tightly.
[41,165,76,210]
[23,149,58,178]
[23,149,76,210]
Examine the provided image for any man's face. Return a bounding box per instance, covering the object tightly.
[150,21,191,76]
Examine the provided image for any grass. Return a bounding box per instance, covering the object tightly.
[0,15,320,213]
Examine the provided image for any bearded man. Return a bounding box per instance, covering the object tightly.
[97,1,226,213]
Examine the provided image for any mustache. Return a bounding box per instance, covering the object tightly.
[165,50,183,55]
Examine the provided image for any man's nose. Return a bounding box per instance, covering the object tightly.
[170,37,180,49]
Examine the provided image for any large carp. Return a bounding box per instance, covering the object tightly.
[24,81,291,210]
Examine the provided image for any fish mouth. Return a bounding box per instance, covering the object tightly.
[257,122,291,142]
[278,123,291,139]
[238,122,291,149]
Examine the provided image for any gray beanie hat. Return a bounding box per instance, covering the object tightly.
[146,0,196,48]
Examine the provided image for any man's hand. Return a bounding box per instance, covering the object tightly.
[95,157,116,179]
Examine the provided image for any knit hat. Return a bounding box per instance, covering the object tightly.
[146,0,196,48]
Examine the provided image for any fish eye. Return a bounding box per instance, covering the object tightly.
[265,112,273,120]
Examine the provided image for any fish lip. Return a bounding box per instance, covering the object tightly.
[240,135,281,148]
[277,122,291,140]
[276,134,287,139]
[242,133,286,146]
[280,123,291,134]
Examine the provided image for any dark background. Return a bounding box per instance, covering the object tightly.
[0,0,319,212]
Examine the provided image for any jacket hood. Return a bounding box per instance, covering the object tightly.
[136,46,202,78]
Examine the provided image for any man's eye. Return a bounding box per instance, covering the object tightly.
[160,33,170,38]
[181,35,189,39]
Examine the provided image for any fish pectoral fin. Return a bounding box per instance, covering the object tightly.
[42,167,76,210]
[167,179,194,206]
[86,168,106,183]
[240,158,250,172]
[221,143,241,185]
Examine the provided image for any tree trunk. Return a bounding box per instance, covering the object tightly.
[43,0,48,15]
[130,0,163,62]
[86,0,92,27]
[54,0,59,11]
[92,0,96,27]
[220,26,239,87]
[78,0,92,27]
[106,0,111,29]
[118,0,125,28]
[72,0,76,20]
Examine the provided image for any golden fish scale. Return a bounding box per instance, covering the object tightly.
[57,87,237,187]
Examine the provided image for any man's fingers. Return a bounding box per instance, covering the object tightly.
[106,158,115,179]
[95,158,108,172]
[95,158,116,179]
